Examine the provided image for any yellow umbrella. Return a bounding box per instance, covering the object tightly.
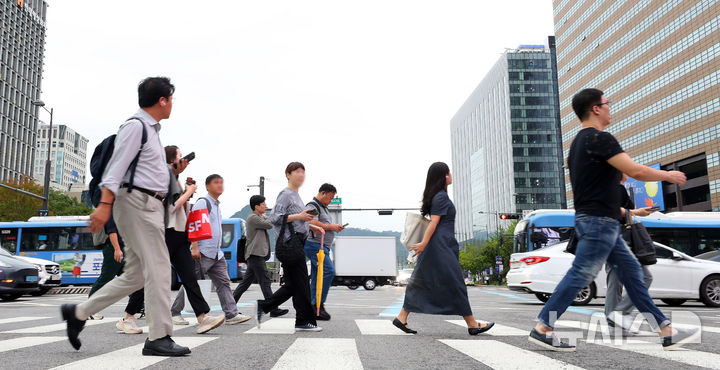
[316,233,325,316]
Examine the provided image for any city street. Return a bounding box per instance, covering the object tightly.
[1,284,719,369]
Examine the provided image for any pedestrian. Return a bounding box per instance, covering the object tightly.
[604,173,656,333]
[87,213,145,335]
[305,183,344,321]
[528,88,698,352]
[164,145,226,334]
[256,162,324,332]
[170,174,252,325]
[63,77,191,356]
[231,194,289,318]
[394,162,494,336]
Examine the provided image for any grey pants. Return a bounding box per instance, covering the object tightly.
[171,255,238,319]
[77,190,173,341]
[605,263,654,317]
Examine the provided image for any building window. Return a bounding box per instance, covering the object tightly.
[662,154,711,212]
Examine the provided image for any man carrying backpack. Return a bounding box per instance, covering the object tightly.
[61,77,191,357]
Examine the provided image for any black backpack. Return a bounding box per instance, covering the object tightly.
[88,117,148,207]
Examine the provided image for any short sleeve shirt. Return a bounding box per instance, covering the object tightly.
[568,127,624,220]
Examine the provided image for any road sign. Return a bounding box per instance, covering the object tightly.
[38,209,48,216]
[330,197,342,205]
[495,256,502,265]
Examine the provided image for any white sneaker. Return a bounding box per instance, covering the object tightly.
[172,315,190,325]
[226,313,252,325]
[116,317,143,334]
[87,314,104,320]
[196,315,225,334]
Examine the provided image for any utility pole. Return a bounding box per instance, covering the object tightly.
[247,176,265,197]
[32,100,53,216]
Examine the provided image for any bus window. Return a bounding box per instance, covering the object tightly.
[646,228,693,255]
[0,228,18,253]
[221,224,235,249]
[697,229,720,254]
[530,227,573,250]
[514,220,529,253]
[20,227,96,252]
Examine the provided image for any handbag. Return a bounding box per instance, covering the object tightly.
[564,230,578,255]
[401,212,429,248]
[274,215,307,265]
[187,197,213,242]
[624,212,657,265]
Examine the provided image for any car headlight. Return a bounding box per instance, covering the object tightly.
[34,264,43,272]
[0,261,10,268]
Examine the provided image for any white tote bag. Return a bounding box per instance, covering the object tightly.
[401,212,429,263]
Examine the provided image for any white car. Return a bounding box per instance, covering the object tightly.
[507,241,720,307]
[14,255,61,296]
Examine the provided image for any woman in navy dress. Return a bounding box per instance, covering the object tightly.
[393,162,494,335]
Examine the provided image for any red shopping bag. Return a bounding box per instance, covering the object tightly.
[187,208,213,242]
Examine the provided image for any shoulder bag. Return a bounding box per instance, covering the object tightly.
[274,214,307,265]
[623,212,657,265]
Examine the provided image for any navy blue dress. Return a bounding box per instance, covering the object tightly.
[403,191,472,316]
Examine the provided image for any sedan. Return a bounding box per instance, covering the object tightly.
[507,241,720,307]
[14,255,62,296]
[0,247,39,301]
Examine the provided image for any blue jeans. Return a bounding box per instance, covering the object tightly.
[304,241,335,306]
[537,214,670,331]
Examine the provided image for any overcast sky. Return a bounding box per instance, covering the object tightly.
[40,0,554,232]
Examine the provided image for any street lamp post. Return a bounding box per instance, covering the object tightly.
[32,100,53,216]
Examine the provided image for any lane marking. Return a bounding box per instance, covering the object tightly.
[355,319,414,335]
[244,318,296,334]
[51,336,217,370]
[271,338,363,370]
[1,317,120,334]
[481,290,599,315]
[0,336,65,353]
[554,319,655,337]
[0,316,51,325]
[440,339,585,370]
[446,320,528,336]
[378,296,404,318]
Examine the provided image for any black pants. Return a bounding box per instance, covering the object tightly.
[89,243,144,314]
[166,228,210,316]
[259,261,316,326]
[233,255,273,302]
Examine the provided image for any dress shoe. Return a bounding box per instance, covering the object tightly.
[316,304,331,321]
[142,336,191,357]
[60,304,86,350]
[392,318,417,334]
[468,322,494,335]
[270,308,289,317]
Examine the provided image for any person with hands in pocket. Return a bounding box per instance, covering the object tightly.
[394,162,494,336]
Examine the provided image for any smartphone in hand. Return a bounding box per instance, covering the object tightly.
[307,208,319,216]
[342,223,349,228]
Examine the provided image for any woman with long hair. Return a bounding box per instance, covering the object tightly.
[393,162,494,335]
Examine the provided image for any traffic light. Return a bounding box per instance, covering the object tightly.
[499,213,521,220]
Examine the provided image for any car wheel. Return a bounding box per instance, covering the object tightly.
[363,279,377,291]
[534,293,550,303]
[30,288,50,297]
[700,275,720,307]
[0,293,22,302]
[348,285,359,290]
[170,266,181,291]
[660,298,687,306]
[571,283,595,306]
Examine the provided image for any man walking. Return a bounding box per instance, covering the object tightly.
[171,174,251,325]
[63,77,191,356]
[232,195,288,318]
[528,88,699,352]
[305,183,343,321]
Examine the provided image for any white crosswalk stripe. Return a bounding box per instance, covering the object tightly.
[50,336,218,370]
[446,319,529,336]
[355,319,413,335]
[244,318,296,334]
[0,317,120,334]
[0,316,51,325]
[440,339,585,370]
[588,338,720,369]
[554,319,656,336]
[0,336,66,353]
[271,338,363,370]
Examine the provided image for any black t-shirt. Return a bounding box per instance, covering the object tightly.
[568,127,624,219]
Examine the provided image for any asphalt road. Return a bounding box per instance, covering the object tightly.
[1,284,719,369]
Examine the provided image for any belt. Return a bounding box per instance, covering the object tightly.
[120,184,166,202]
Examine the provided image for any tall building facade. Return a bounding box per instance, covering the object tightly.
[33,124,89,192]
[553,0,720,212]
[451,39,566,242]
[0,0,47,182]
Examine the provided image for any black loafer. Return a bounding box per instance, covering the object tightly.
[392,318,417,334]
[256,300,265,328]
[528,328,576,352]
[60,304,86,350]
[142,336,191,356]
[270,308,289,318]
[662,328,701,351]
[317,305,331,321]
[469,322,495,335]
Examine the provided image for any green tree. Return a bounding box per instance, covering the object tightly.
[459,220,518,285]
[0,176,43,222]
[49,190,93,216]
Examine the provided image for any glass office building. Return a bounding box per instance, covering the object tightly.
[0,0,47,182]
[33,124,89,191]
[451,39,566,242]
[553,0,720,212]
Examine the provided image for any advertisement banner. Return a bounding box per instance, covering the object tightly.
[53,252,103,278]
[624,163,665,211]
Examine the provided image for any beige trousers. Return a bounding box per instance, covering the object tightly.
[77,189,173,340]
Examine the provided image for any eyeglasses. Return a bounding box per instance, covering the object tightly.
[595,101,611,108]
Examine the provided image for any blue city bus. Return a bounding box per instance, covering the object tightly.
[514,210,720,257]
[0,216,247,286]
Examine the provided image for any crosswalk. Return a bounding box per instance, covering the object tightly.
[1,314,719,369]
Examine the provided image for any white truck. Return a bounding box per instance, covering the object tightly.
[331,236,397,290]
